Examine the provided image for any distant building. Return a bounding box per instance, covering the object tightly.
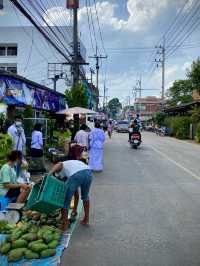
[134,96,163,121]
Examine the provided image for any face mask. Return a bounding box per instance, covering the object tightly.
[16,122,22,127]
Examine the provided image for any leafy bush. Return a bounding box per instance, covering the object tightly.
[164,116,191,139]
[0,134,13,159]
[195,122,200,142]
[189,107,200,123]
[153,112,166,126]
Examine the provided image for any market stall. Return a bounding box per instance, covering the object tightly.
[0,174,82,265]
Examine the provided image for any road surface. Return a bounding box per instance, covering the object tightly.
[61,132,200,266]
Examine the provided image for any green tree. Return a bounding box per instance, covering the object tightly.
[65,83,88,108]
[189,106,200,123]
[166,79,193,106]
[187,58,200,93]
[108,98,122,119]
[153,112,166,126]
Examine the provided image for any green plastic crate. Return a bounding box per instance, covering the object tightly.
[26,175,68,214]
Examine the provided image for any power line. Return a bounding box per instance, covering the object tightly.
[23,29,34,73]
[10,0,72,63]
[93,0,106,55]
[166,0,200,55]
[164,0,190,40]
[87,0,99,54]
[85,0,95,54]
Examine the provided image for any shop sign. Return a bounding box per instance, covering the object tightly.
[67,0,79,9]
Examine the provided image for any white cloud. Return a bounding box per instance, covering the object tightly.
[43,7,70,26]
[44,0,168,32]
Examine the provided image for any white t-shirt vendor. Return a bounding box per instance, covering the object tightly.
[49,160,92,231]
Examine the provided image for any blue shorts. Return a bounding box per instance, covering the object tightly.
[64,169,92,209]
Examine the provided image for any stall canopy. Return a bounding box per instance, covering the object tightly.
[56,107,96,115]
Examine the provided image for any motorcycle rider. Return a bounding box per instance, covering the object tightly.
[135,114,142,130]
[128,120,141,142]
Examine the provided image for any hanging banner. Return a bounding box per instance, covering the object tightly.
[0,75,66,112]
[67,0,79,9]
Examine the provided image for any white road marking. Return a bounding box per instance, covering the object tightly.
[149,144,200,181]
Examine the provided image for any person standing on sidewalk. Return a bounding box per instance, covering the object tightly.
[89,121,105,172]
[49,159,93,231]
[7,115,26,153]
[74,124,89,149]
[107,120,113,139]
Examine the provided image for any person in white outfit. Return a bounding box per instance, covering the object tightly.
[74,124,89,149]
[7,116,26,153]
[30,123,45,173]
[31,123,43,157]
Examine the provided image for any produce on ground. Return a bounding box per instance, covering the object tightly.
[0,218,62,262]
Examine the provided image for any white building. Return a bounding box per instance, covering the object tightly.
[0,0,86,93]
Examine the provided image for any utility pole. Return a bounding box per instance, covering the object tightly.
[133,75,142,114]
[90,68,95,84]
[89,46,107,109]
[72,1,79,86]
[103,85,108,112]
[52,75,59,91]
[155,37,165,100]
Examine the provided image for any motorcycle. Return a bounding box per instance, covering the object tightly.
[130,132,141,149]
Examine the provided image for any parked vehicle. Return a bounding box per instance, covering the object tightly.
[130,132,141,149]
[116,120,129,133]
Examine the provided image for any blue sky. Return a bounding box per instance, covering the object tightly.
[1,0,200,105]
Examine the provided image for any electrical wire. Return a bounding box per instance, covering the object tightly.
[23,29,34,73]
[85,0,95,54]
[87,0,99,53]
[166,0,200,55]
[11,0,72,63]
[93,0,106,55]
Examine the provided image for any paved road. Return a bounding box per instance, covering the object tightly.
[61,132,200,266]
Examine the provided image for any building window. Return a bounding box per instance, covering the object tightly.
[0,64,17,74]
[0,47,6,56]
[7,66,17,74]
[0,0,3,10]
[0,45,17,56]
[7,46,17,56]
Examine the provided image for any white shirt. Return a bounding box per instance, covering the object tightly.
[7,124,26,152]
[31,130,43,149]
[61,160,90,178]
[74,130,89,148]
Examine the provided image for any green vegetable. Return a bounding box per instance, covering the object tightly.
[43,233,54,244]
[53,232,61,241]
[10,231,23,241]
[48,240,59,249]
[24,250,40,259]
[30,225,38,233]
[28,240,44,249]
[20,224,30,233]
[0,242,11,254]
[8,248,24,262]
[22,233,37,241]
[40,248,56,258]
[12,239,28,249]
[30,243,48,253]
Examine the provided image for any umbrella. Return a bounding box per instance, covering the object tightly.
[56,107,96,115]
[68,107,96,115]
